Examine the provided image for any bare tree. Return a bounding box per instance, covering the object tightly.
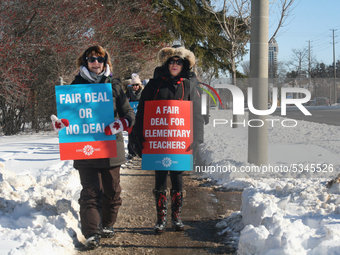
[196,0,295,128]
[0,62,32,135]
[268,0,296,42]
[0,0,164,134]
[286,48,310,76]
[200,0,296,84]
[241,60,250,77]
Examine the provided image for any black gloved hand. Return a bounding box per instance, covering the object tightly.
[191,141,201,166]
[131,134,145,158]
[204,114,209,125]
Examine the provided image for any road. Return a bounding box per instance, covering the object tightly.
[272,106,340,126]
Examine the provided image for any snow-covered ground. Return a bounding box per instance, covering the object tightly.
[1,106,340,254]
[0,134,82,255]
[199,107,340,255]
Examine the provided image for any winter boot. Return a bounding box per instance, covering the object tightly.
[171,189,184,231]
[84,233,101,250]
[153,189,168,233]
[102,226,115,238]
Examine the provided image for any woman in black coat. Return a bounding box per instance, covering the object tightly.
[132,46,204,233]
[52,45,135,249]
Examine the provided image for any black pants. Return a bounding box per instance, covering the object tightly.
[78,166,122,237]
[128,132,136,156]
[155,170,183,191]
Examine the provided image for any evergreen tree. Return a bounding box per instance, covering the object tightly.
[151,0,235,77]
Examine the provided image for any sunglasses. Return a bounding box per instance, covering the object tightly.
[169,58,184,65]
[132,84,140,87]
[86,56,105,63]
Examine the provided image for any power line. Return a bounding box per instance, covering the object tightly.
[310,29,338,55]
[314,45,338,54]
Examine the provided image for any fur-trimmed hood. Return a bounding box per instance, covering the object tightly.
[157,46,195,68]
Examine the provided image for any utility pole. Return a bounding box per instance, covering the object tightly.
[332,29,337,104]
[308,41,312,94]
[299,52,302,77]
[308,41,311,74]
[248,0,269,165]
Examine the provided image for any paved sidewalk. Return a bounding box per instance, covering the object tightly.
[77,157,242,254]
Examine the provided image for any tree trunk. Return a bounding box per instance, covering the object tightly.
[230,52,238,128]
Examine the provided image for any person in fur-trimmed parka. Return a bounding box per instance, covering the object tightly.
[132,45,204,233]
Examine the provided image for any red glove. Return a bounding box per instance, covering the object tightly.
[51,114,69,132]
[105,118,129,135]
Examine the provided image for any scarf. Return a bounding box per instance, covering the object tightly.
[79,64,111,83]
[127,87,142,101]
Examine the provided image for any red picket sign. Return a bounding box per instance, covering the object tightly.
[142,100,193,171]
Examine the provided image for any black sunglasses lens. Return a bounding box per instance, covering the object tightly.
[169,59,183,65]
[88,57,105,63]
[97,57,105,63]
[87,57,96,63]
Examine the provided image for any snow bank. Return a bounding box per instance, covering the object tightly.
[0,135,83,255]
[199,109,340,254]
[237,179,340,255]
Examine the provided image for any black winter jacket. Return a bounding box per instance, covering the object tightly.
[71,75,135,169]
[133,75,204,145]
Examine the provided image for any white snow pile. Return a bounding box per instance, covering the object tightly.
[0,134,83,255]
[199,109,340,254]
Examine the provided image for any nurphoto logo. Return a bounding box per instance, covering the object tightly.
[199,82,312,128]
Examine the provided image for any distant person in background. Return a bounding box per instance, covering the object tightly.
[126,73,143,102]
[122,78,132,93]
[125,73,143,159]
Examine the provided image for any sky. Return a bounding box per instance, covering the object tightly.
[241,0,340,69]
[1,105,340,254]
